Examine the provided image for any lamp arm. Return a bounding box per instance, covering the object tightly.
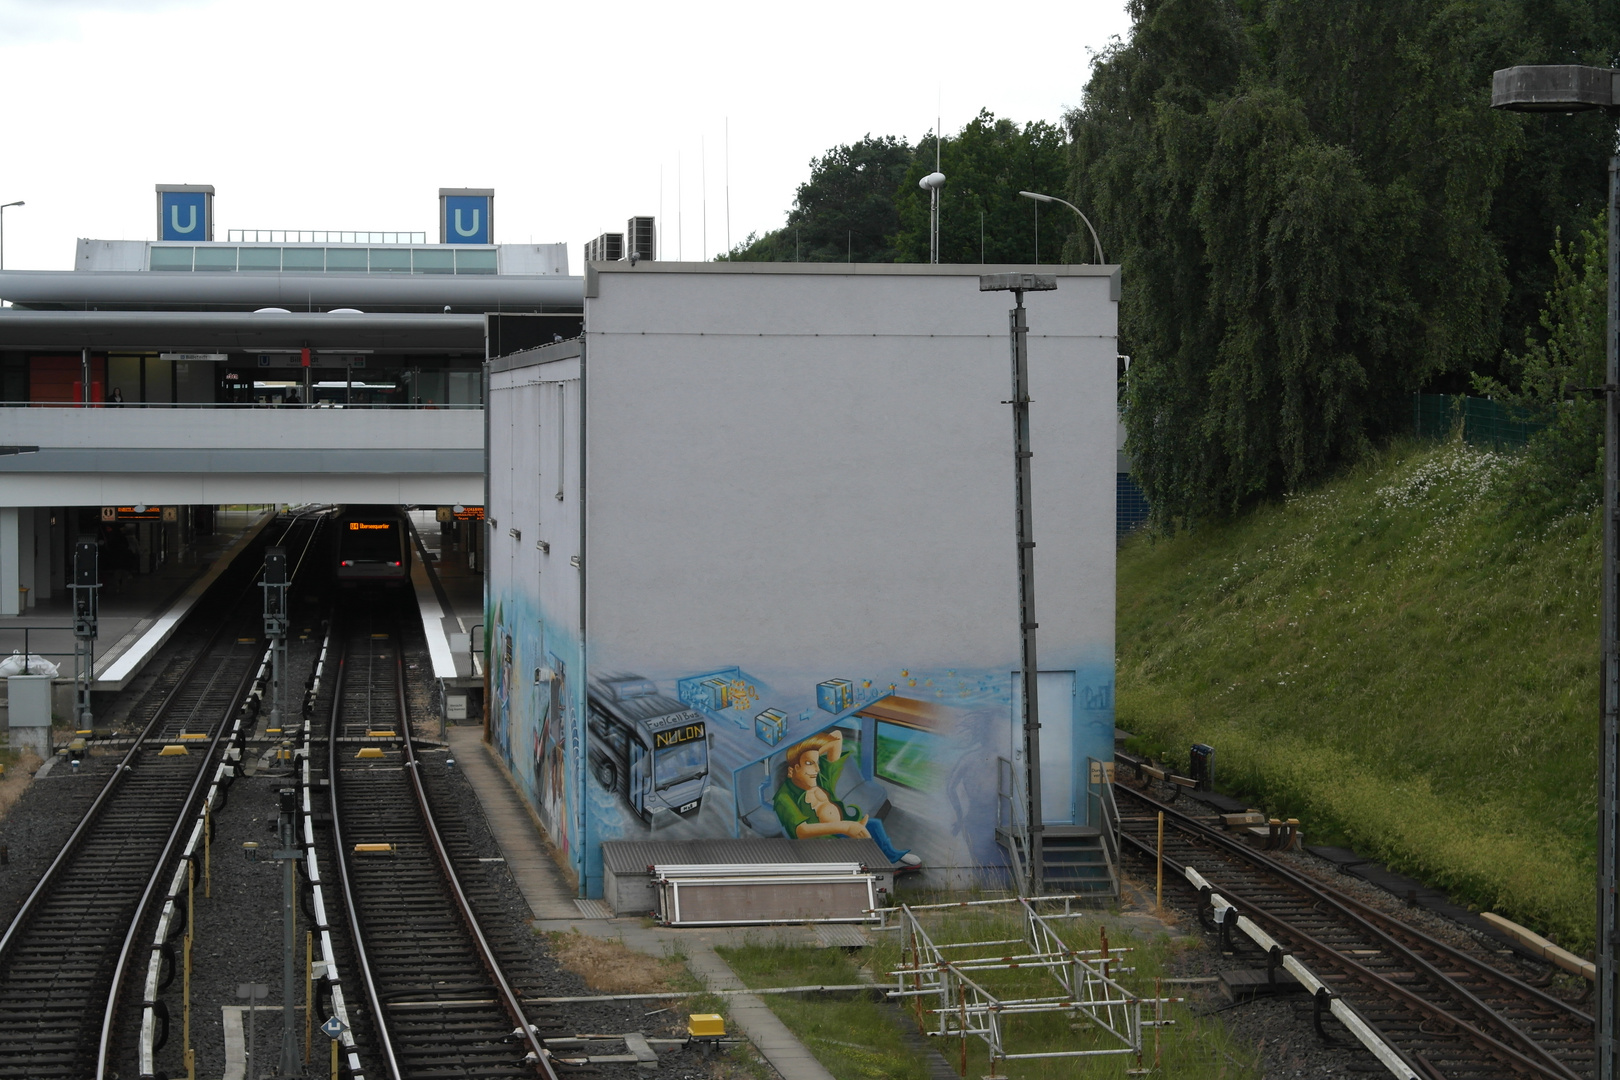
[1050,196,1105,265]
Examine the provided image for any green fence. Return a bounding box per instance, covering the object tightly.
[1412,394,1541,452]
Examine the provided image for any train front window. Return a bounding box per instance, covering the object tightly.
[654,739,707,791]
[343,521,398,562]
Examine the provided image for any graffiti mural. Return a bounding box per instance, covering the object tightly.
[569,657,1114,896]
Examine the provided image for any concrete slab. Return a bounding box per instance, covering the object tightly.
[445,726,579,919]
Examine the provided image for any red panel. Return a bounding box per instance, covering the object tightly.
[30,356,105,403]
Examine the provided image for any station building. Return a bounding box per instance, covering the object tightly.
[0,185,585,617]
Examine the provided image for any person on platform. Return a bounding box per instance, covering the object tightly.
[108,388,124,406]
[773,729,921,866]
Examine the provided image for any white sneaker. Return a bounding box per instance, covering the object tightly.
[899,853,922,867]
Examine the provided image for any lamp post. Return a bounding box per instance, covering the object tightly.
[1492,63,1620,1079]
[1018,191,1104,265]
[0,201,23,272]
[981,270,1058,895]
[920,172,946,263]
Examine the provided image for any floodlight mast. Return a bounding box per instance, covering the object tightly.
[981,271,1058,895]
[1492,63,1620,1079]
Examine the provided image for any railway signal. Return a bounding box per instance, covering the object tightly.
[1492,64,1620,1080]
[71,537,97,727]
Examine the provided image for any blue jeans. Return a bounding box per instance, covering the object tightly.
[836,818,908,864]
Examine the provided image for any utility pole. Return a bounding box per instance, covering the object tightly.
[276,787,300,1076]
[981,271,1057,894]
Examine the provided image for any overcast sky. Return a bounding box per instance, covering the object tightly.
[0,0,1132,274]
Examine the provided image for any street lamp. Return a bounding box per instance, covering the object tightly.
[0,201,23,272]
[1018,191,1104,264]
[1492,63,1620,1079]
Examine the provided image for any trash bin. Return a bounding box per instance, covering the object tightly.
[1189,743,1215,791]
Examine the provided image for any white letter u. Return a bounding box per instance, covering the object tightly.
[170,205,197,234]
[453,208,481,237]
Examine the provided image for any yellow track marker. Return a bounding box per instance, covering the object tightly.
[353,843,393,853]
[179,733,209,740]
[355,747,386,759]
[159,745,189,756]
[365,730,397,738]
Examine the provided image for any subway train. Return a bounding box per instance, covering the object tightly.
[333,505,413,586]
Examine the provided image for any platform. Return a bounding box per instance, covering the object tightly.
[0,509,274,697]
[407,510,483,690]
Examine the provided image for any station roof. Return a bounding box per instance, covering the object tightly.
[0,268,584,314]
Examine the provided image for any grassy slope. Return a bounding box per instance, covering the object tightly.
[1117,439,1600,949]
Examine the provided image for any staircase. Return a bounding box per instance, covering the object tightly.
[994,757,1121,899]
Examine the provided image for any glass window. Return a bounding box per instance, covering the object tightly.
[325,247,367,272]
[369,248,410,273]
[192,246,238,271]
[282,248,324,271]
[412,248,453,274]
[238,247,281,271]
[149,246,194,271]
[455,248,497,274]
[874,721,941,789]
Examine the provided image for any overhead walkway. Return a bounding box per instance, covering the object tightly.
[0,405,481,507]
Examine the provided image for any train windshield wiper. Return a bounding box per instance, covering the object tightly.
[655,769,705,791]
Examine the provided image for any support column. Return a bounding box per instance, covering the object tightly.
[32,508,51,603]
[17,508,34,609]
[0,508,20,616]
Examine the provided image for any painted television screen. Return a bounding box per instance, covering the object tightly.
[875,720,941,789]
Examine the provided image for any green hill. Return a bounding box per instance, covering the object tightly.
[1117,438,1599,949]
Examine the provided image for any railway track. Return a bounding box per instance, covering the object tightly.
[1113,777,1594,1080]
[327,596,557,1080]
[0,510,325,1080]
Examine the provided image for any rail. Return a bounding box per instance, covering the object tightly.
[107,509,326,1079]
[1115,780,1592,1080]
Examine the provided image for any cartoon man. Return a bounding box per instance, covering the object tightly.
[773,729,921,866]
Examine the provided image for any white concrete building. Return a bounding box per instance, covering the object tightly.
[486,262,1119,899]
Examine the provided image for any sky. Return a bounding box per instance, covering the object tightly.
[0,0,1133,274]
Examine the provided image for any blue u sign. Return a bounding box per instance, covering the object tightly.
[160,191,207,241]
[444,195,490,244]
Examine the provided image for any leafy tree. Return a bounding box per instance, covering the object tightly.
[1475,214,1607,521]
[722,135,914,262]
[892,111,1078,264]
[1069,0,1617,528]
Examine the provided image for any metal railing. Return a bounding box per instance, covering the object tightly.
[1086,756,1122,896]
[996,756,1030,896]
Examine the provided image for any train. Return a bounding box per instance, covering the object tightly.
[333,505,413,586]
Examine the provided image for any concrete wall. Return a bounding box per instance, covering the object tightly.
[487,344,585,883]
[0,406,482,505]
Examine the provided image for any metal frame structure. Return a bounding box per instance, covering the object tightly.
[887,895,1171,1075]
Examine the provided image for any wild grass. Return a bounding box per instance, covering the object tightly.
[1117,437,1599,949]
[720,908,1260,1080]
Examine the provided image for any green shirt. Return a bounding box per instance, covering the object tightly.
[774,751,861,838]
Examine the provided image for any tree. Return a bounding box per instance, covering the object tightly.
[722,135,914,262]
[892,111,1077,264]
[1070,0,1615,528]
[1475,214,1607,521]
